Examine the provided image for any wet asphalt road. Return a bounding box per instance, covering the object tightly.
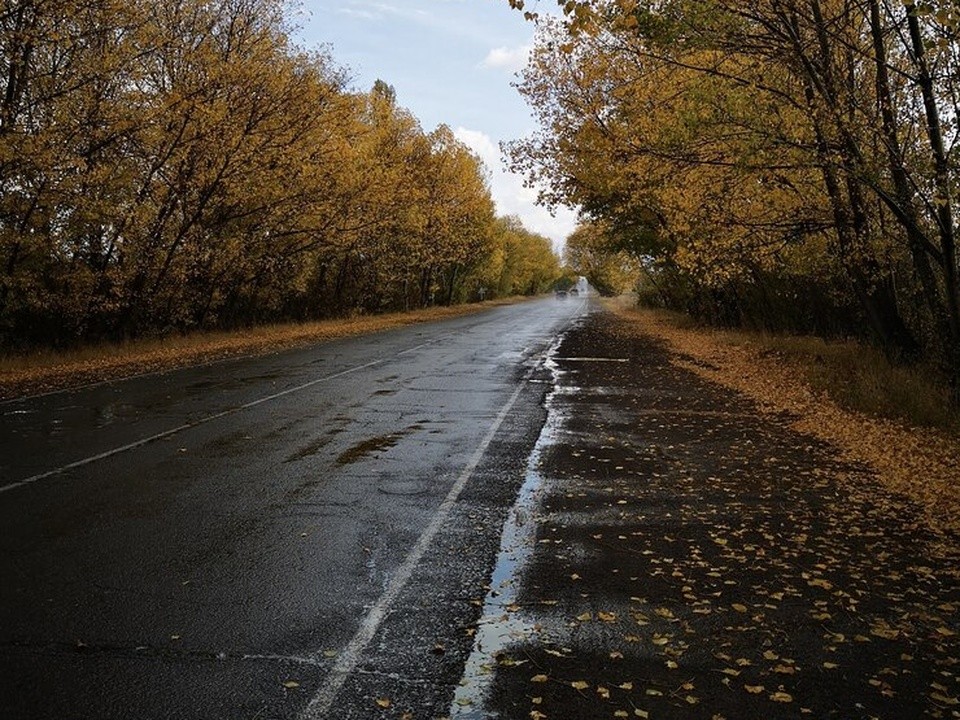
[0,295,591,719]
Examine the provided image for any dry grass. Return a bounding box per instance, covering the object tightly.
[605,297,960,536]
[0,299,524,400]
[760,334,958,432]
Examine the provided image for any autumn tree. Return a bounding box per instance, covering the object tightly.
[506,0,960,380]
[565,222,642,296]
[0,0,558,349]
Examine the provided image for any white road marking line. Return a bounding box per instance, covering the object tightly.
[396,339,437,356]
[0,359,384,495]
[298,357,544,720]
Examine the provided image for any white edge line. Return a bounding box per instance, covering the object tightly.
[298,357,544,720]
[0,359,384,495]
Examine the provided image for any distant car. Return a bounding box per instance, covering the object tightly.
[569,287,578,295]
[555,289,568,298]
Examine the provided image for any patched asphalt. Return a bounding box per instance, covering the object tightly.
[457,308,960,720]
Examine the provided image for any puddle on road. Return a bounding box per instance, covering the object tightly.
[450,343,568,718]
[335,424,424,465]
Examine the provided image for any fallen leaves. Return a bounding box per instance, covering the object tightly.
[466,310,960,720]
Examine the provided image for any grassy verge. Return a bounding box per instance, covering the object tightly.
[604,297,960,536]
[611,298,958,433]
[754,334,958,433]
[0,298,525,400]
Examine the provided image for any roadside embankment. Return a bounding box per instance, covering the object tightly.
[0,299,526,401]
[605,299,960,538]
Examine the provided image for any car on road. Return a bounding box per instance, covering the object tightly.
[555,289,568,298]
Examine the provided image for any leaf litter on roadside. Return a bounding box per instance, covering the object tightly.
[471,315,960,720]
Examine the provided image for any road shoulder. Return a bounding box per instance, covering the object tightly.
[465,307,960,719]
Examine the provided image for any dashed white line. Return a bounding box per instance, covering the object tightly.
[0,359,384,495]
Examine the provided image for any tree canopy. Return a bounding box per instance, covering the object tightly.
[0,0,560,348]
[506,0,960,383]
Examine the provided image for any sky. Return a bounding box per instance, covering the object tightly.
[293,0,579,253]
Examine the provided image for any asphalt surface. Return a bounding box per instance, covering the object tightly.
[5,299,960,719]
[0,295,590,719]
[455,309,960,720]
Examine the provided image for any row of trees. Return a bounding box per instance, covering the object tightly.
[507,0,960,383]
[0,0,560,349]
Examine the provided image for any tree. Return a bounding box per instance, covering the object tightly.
[505,0,960,380]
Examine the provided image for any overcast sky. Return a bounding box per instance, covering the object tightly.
[293,0,578,252]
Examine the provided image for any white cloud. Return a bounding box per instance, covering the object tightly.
[481,44,532,73]
[337,7,378,20]
[336,1,430,22]
[454,127,578,254]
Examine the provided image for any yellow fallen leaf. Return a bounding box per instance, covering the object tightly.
[732,604,748,613]
[375,698,391,708]
[646,689,663,696]
[745,685,765,694]
[773,664,796,675]
[763,650,779,661]
[619,682,633,690]
[531,674,548,683]
[931,693,959,706]
[634,710,649,718]
[597,686,610,699]
[282,681,300,689]
[770,691,793,703]
[571,680,590,691]
[870,625,899,640]
[614,712,629,718]
[936,627,956,637]
[598,611,617,622]
[823,662,838,669]
[576,612,593,621]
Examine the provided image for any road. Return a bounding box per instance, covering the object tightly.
[0,295,590,719]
